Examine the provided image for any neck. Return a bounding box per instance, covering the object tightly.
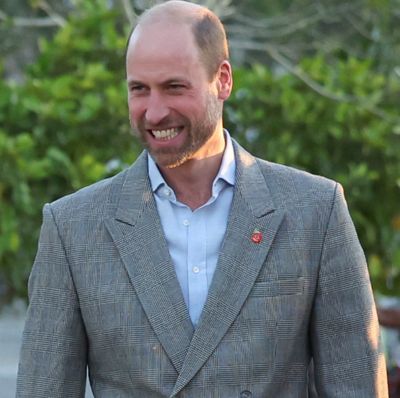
[158,128,226,210]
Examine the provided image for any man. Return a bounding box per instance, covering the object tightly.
[16,1,388,397]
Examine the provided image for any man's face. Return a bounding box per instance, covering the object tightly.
[126,22,223,168]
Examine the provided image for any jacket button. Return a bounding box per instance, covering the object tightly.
[240,391,252,398]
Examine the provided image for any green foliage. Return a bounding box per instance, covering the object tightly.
[0,2,140,303]
[225,58,400,295]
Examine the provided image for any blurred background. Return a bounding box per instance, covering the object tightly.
[0,0,399,396]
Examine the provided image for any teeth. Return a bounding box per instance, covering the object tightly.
[152,128,179,140]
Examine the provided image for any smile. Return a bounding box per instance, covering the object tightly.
[151,128,180,140]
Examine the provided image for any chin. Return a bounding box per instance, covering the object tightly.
[151,151,190,169]
[155,157,186,169]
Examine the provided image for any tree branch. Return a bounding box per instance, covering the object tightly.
[120,0,137,26]
[232,1,362,31]
[228,13,321,40]
[0,10,60,27]
[36,1,66,27]
[266,43,398,122]
[199,0,235,19]
[229,39,398,123]
[344,13,377,42]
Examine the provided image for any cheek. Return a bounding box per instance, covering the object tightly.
[171,97,204,118]
[128,99,145,124]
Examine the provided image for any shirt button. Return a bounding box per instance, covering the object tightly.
[183,219,190,226]
[164,188,171,196]
[192,266,200,274]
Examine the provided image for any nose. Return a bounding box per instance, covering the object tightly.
[145,92,170,126]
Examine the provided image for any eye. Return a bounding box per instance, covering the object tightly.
[127,81,149,95]
[129,84,144,92]
[167,83,186,94]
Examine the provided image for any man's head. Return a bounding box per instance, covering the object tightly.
[132,1,229,80]
[126,1,233,168]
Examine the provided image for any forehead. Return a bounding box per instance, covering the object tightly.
[126,22,205,80]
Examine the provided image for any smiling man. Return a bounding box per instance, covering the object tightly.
[16,1,388,397]
[126,2,232,210]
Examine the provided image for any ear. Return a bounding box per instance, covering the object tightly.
[216,60,233,101]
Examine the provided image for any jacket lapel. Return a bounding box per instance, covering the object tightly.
[171,143,285,396]
[105,152,194,374]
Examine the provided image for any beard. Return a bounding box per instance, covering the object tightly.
[131,93,222,168]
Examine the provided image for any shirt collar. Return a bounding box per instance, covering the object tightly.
[147,129,236,194]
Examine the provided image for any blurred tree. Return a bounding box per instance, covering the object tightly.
[2,1,400,77]
[0,0,71,81]
[226,0,400,74]
[0,0,141,303]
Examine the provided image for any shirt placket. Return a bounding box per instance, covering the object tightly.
[186,209,207,326]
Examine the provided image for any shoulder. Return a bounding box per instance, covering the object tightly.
[47,167,129,223]
[255,157,339,209]
[46,151,148,223]
[233,139,340,211]
[256,157,337,191]
[47,149,148,223]
[233,138,338,204]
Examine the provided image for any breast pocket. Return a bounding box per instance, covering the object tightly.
[250,277,305,298]
[240,277,307,321]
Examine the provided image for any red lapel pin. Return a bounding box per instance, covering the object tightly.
[251,229,263,244]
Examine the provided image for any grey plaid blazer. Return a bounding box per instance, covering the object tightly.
[16,141,388,397]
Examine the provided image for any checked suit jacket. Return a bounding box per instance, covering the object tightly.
[16,141,388,398]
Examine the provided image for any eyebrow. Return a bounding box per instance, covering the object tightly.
[164,78,190,84]
[127,79,144,87]
[127,77,191,86]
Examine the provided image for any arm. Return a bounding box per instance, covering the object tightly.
[16,204,87,398]
[311,183,388,397]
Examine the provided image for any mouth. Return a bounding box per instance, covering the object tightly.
[149,127,182,141]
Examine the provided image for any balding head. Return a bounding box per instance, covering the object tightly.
[128,0,229,79]
[138,0,204,24]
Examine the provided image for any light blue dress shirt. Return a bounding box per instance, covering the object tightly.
[148,132,236,326]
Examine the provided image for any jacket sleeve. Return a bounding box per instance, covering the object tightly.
[16,203,88,398]
[310,183,388,397]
